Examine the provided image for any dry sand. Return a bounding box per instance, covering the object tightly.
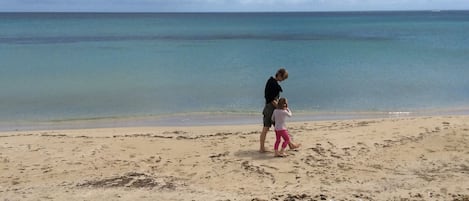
[1,115,469,201]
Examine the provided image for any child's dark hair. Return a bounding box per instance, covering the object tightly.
[277,98,287,109]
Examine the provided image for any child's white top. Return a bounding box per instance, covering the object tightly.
[272,108,292,131]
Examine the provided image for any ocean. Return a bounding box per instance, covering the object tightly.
[1,11,469,130]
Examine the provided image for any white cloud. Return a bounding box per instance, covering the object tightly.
[237,0,308,4]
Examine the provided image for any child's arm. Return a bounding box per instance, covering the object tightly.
[285,108,292,117]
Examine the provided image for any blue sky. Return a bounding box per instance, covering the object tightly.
[1,0,468,12]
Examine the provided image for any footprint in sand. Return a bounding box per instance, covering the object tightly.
[11,178,20,185]
[1,156,9,163]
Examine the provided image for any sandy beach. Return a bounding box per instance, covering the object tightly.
[1,115,469,201]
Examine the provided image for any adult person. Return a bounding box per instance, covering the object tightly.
[260,68,300,152]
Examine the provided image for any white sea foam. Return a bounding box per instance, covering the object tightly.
[388,112,411,115]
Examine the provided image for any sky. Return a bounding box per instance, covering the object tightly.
[1,0,469,12]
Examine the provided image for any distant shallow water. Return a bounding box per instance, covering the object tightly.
[1,11,469,125]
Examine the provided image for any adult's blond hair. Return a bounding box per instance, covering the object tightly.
[275,68,288,80]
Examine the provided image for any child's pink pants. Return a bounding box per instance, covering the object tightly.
[274,129,290,150]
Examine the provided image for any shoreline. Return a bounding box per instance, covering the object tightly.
[2,107,469,132]
[1,115,468,200]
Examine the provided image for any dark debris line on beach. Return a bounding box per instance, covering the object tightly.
[76,172,181,190]
[249,193,469,201]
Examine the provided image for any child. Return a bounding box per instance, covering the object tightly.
[271,97,292,157]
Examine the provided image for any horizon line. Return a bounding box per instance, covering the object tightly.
[1,9,468,14]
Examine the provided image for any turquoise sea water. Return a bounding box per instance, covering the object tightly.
[1,11,469,129]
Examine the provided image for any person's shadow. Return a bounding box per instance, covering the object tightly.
[233,149,275,160]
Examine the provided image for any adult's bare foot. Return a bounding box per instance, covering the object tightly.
[259,148,272,153]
